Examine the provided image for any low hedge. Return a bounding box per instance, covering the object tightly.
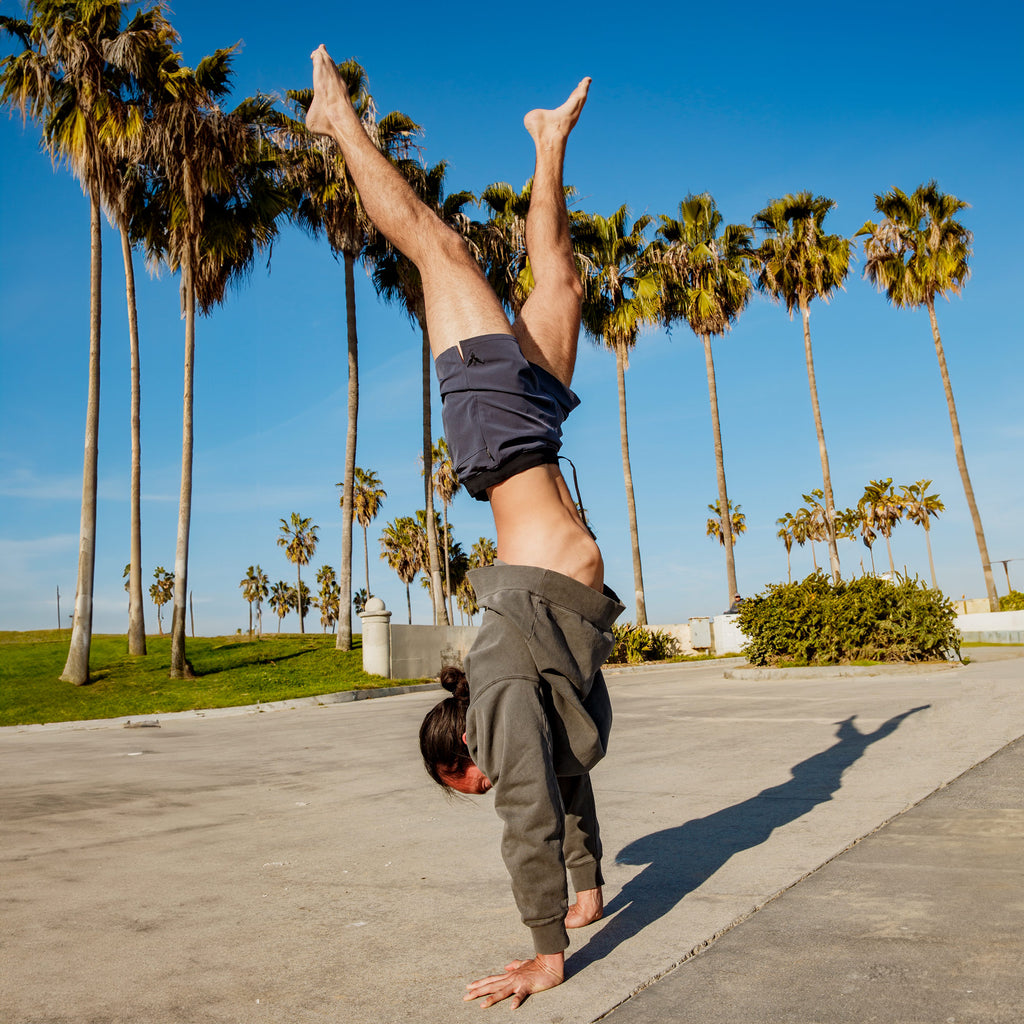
[999,590,1024,612]
[737,572,960,667]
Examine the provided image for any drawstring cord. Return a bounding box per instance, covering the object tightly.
[558,455,597,540]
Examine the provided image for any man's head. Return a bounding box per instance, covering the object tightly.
[419,666,491,795]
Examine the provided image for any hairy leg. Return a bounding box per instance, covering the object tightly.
[490,80,603,590]
[306,45,509,356]
[511,78,590,387]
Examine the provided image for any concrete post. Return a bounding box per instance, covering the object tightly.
[359,597,392,678]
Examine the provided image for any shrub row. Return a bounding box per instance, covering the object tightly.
[999,590,1024,612]
[736,572,960,667]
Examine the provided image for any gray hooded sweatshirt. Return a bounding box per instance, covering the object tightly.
[464,564,625,954]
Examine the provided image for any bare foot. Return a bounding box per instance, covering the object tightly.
[524,77,591,148]
[565,885,603,929]
[306,44,352,137]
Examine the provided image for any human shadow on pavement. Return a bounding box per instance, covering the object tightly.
[567,705,930,973]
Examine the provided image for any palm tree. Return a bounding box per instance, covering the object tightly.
[753,193,851,583]
[471,536,497,568]
[349,467,386,599]
[149,566,174,636]
[365,160,476,626]
[353,588,369,616]
[284,64,417,651]
[429,438,459,622]
[899,480,944,589]
[707,500,747,547]
[315,564,340,634]
[277,514,318,633]
[380,515,424,624]
[859,479,902,576]
[2,1,169,682]
[268,580,294,633]
[239,565,269,637]
[656,194,755,608]
[577,206,661,624]
[479,178,581,314]
[858,182,996,609]
[139,43,290,677]
[791,505,819,572]
[776,513,795,583]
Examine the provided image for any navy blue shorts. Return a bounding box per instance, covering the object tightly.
[435,333,581,501]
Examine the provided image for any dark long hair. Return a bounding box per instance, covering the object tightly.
[419,666,472,789]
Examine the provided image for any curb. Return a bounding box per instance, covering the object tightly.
[725,662,962,680]
[1,681,443,735]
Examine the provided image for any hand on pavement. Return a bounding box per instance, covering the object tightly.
[464,953,564,1009]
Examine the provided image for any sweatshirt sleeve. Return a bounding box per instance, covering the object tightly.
[467,674,570,955]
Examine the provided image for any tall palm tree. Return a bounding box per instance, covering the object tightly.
[380,515,423,624]
[349,467,387,599]
[753,193,851,583]
[429,438,459,622]
[577,206,661,624]
[656,194,755,608]
[277,513,319,633]
[859,479,902,576]
[2,0,167,682]
[284,65,417,651]
[899,480,944,589]
[858,182,996,609]
[142,47,291,676]
[706,500,747,547]
[365,159,476,626]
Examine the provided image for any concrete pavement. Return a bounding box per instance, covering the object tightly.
[1,649,1022,1023]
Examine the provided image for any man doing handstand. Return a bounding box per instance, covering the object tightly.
[307,45,623,1009]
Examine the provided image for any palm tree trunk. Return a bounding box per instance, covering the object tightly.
[363,523,371,596]
[405,581,412,625]
[421,328,447,624]
[336,253,359,650]
[927,299,997,610]
[786,545,792,584]
[810,541,819,572]
[169,256,195,679]
[297,563,304,634]
[441,503,453,623]
[884,533,895,575]
[613,344,647,624]
[122,228,147,655]
[701,334,737,607]
[61,194,103,685]
[801,304,841,581]
[923,525,938,590]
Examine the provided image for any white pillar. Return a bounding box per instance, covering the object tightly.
[359,597,392,678]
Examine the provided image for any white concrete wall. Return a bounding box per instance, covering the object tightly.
[647,623,697,655]
[956,609,1024,643]
[712,614,747,656]
[389,625,480,681]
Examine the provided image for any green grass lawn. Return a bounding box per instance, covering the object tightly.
[0,630,429,727]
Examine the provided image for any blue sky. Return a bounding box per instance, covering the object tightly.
[1,0,1022,635]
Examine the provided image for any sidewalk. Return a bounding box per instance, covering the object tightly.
[1,651,1021,1023]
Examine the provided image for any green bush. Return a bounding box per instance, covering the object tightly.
[999,590,1024,612]
[737,572,960,667]
[609,623,677,664]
